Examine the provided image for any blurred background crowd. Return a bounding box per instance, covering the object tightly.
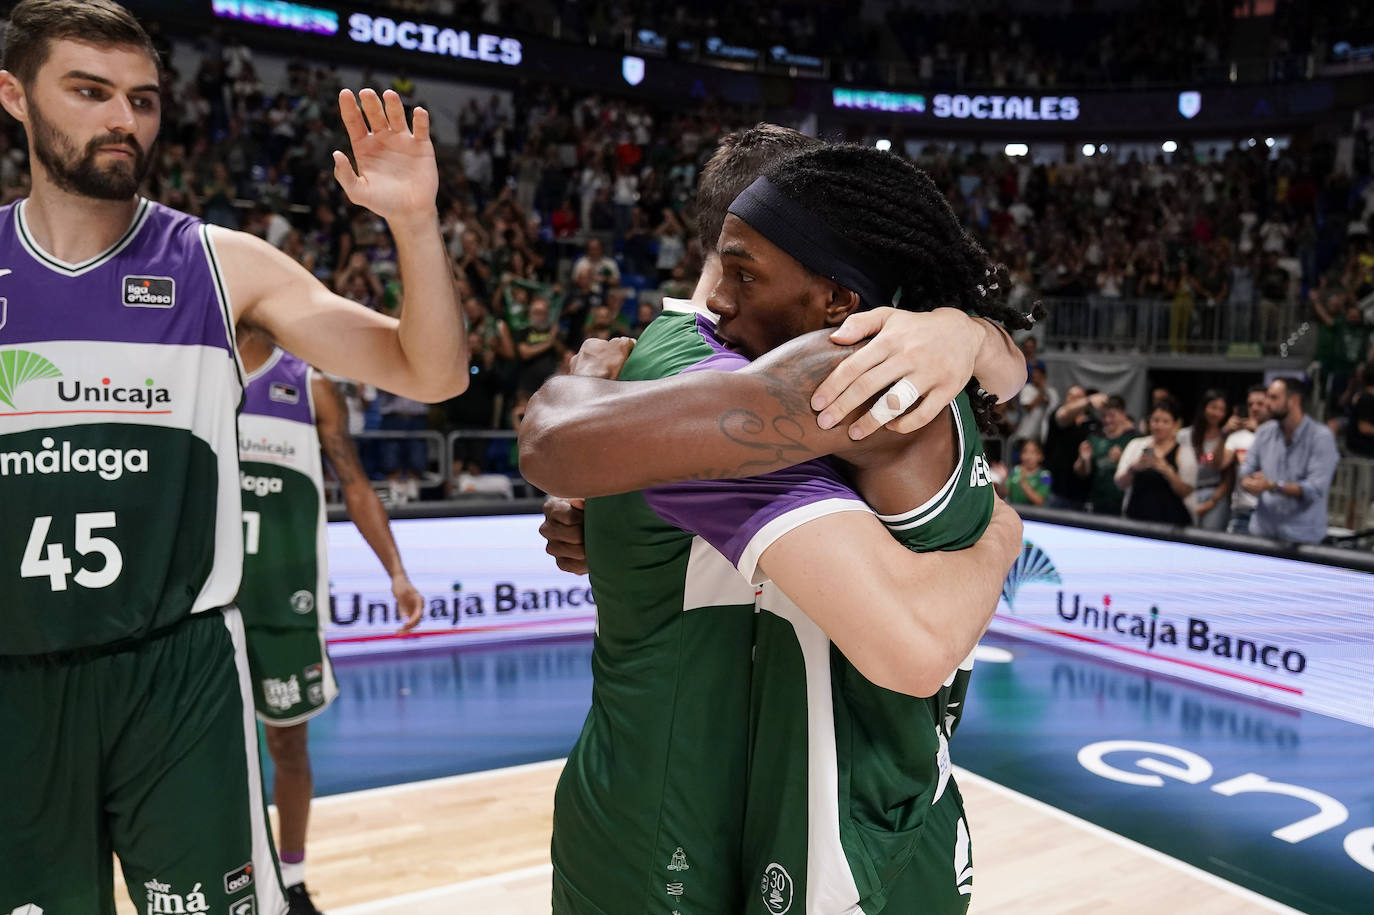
[6,0,1371,543]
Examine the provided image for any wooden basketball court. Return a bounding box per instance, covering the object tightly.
[114,758,1298,914]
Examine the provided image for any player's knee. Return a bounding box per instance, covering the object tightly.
[265,723,311,771]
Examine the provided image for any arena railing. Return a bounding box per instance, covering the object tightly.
[1039,295,1308,357]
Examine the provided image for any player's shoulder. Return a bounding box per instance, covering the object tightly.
[620,303,730,381]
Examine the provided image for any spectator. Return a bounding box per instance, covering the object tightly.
[375,390,432,503]
[1116,397,1196,525]
[513,297,566,396]
[1347,363,1374,458]
[1221,384,1270,533]
[1312,290,1371,436]
[573,237,621,287]
[1044,386,1099,511]
[1086,395,1138,516]
[1179,389,1233,531]
[630,301,659,338]
[1012,364,1056,446]
[1004,438,1051,506]
[1167,258,1197,353]
[1239,377,1340,543]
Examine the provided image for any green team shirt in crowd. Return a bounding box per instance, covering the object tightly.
[1089,431,1139,515]
[1007,465,1052,505]
[739,390,994,915]
[236,347,328,633]
[552,304,879,914]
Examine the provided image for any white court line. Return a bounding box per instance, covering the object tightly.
[952,766,1307,915]
[310,757,566,809]
[329,863,552,915]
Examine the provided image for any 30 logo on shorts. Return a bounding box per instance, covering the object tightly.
[290,590,315,615]
[224,863,253,895]
[760,863,794,915]
[228,897,255,915]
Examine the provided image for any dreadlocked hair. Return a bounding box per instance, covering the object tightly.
[761,144,1046,435]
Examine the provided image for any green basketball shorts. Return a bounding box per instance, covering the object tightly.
[0,607,288,915]
[243,625,338,726]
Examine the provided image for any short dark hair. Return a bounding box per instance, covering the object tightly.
[1151,396,1184,423]
[695,124,819,251]
[2,0,158,87]
[1248,383,1268,397]
[1272,376,1307,399]
[1105,395,1128,413]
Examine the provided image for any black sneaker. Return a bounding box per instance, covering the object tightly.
[285,882,323,915]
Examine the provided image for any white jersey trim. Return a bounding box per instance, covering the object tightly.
[878,405,968,530]
[15,197,151,277]
[738,497,874,586]
[681,536,758,612]
[221,606,291,915]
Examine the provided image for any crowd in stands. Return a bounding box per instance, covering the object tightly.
[999,338,1361,544]
[3,26,1370,537]
[384,0,1373,88]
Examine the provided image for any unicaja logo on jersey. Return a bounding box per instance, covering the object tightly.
[240,435,298,460]
[0,349,61,409]
[1001,541,1061,610]
[57,375,170,410]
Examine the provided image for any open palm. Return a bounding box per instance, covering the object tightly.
[333,88,438,222]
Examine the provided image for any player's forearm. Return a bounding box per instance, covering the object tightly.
[521,333,861,497]
[774,503,1021,697]
[874,503,1020,694]
[342,482,407,579]
[972,318,1026,404]
[391,211,469,400]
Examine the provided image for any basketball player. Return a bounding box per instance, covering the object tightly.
[521,137,1032,912]
[0,3,464,914]
[237,326,425,914]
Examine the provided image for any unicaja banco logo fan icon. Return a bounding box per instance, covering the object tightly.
[1001,541,1061,610]
[0,349,62,410]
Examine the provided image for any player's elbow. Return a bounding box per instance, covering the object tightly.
[418,367,469,402]
[852,633,957,699]
[518,389,573,493]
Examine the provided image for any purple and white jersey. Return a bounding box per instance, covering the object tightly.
[237,349,328,632]
[0,198,244,654]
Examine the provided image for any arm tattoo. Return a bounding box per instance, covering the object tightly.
[708,339,852,478]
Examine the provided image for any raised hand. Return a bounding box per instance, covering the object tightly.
[333,88,437,224]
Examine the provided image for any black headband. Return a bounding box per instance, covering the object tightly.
[727,176,900,309]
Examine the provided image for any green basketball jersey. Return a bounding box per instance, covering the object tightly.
[0,200,244,655]
[742,392,994,914]
[552,305,877,914]
[236,348,327,632]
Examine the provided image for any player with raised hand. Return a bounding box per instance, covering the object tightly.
[0,3,463,913]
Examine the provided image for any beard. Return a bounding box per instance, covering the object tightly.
[28,97,151,201]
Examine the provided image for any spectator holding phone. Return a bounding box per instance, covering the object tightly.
[1179,389,1233,531]
[1220,385,1270,533]
[1116,397,1196,525]
[1045,385,1101,510]
[1086,395,1138,516]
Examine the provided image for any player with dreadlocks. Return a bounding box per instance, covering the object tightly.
[522,139,1035,913]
